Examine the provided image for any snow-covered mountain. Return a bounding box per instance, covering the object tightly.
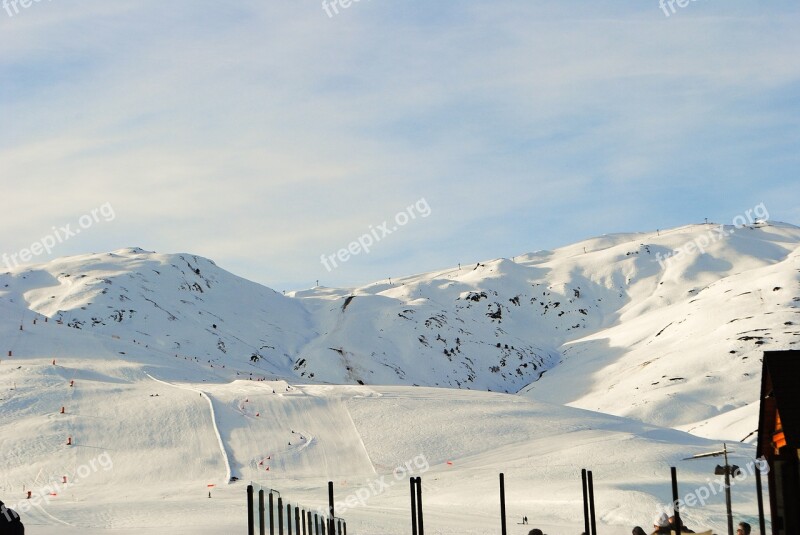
[2,220,795,534]
[2,221,798,438]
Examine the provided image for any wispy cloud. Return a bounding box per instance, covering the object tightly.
[1,0,798,288]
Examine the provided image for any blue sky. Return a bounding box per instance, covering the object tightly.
[1,0,798,290]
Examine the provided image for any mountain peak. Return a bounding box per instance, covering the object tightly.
[1,221,798,440]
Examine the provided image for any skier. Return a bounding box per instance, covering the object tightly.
[0,500,24,535]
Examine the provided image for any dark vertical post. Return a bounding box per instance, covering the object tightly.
[270,493,276,535]
[287,504,292,534]
[755,468,766,535]
[581,469,590,535]
[410,477,418,535]
[307,511,312,535]
[278,497,284,535]
[671,467,682,532]
[321,518,326,535]
[499,473,507,535]
[295,506,301,535]
[416,476,425,535]
[248,485,256,535]
[587,470,597,535]
[302,508,307,535]
[343,521,346,535]
[259,490,266,535]
[724,445,733,535]
[328,482,335,535]
[337,519,342,535]
[314,514,319,535]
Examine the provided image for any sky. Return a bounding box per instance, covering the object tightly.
[1,0,798,291]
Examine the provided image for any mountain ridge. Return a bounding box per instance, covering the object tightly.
[2,221,799,441]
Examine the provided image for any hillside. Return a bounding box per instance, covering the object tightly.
[2,221,799,439]
[2,221,795,533]
[0,349,764,534]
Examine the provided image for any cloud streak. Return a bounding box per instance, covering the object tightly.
[1,0,798,289]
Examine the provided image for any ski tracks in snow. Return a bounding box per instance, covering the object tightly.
[144,373,232,484]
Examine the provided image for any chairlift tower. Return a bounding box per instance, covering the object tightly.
[683,443,739,535]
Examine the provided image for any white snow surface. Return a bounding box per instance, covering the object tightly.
[1,221,797,533]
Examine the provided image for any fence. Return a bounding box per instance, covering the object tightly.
[411,466,766,535]
[246,464,767,534]
[247,481,347,535]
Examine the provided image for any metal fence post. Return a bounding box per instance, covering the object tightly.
[259,490,266,535]
[270,492,276,535]
[581,469,590,535]
[587,471,597,535]
[410,477,418,535]
[248,485,255,535]
[416,476,425,535]
[500,473,507,535]
[278,497,284,535]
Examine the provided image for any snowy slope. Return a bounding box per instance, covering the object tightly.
[2,220,793,533]
[2,223,799,439]
[0,347,765,534]
[1,248,314,378]
[521,221,800,438]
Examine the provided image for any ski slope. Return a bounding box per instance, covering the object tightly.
[0,314,766,534]
[1,221,794,533]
